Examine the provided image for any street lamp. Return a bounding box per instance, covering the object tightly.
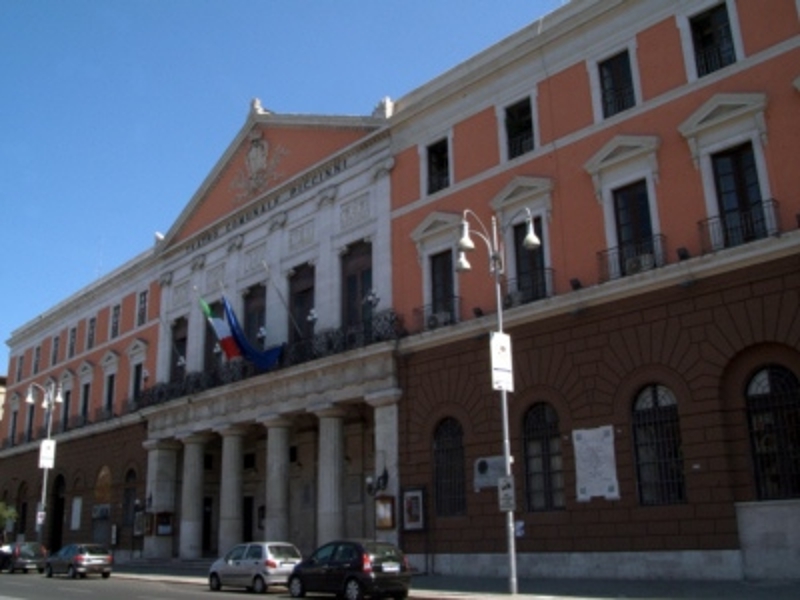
[456,208,540,595]
[25,381,63,543]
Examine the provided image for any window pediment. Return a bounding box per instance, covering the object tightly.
[101,351,120,372]
[679,93,767,167]
[78,361,94,381]
[490,176,553,224]
[410,211,461,265]
[584,135,660,201]
[127,338,149,362]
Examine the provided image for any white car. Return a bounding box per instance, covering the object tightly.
[208,541,302,593]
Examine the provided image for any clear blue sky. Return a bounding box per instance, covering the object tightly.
[0,0,565,374]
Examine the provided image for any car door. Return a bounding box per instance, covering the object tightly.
[304,542,337,592]
[219,544,247,587]
[327,542,359,593]
[242,543,264,585]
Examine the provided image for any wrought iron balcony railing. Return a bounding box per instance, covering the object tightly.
[698,199,780,254]
[597,235,666,283]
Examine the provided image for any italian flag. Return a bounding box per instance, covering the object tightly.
[199,297,242,359]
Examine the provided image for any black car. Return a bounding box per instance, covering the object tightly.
[288,539,411,600]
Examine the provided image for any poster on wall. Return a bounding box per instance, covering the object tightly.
[572,425,620,501]
[402,488,425,531]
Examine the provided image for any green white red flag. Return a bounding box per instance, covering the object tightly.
[199,297,242,359]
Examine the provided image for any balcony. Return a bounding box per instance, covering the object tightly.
[412,297,460,333]
[504,270,554,308]
[597,235,666,283]
[698,199,780,254]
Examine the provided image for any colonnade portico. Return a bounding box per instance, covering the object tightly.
[142,384,401,559]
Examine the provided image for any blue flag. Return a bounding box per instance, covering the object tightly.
[223,296,283,370]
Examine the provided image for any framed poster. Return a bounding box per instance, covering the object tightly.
[402,488,425,531]
[375,496,395,530]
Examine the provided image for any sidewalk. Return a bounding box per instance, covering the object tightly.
[113,562,800,600]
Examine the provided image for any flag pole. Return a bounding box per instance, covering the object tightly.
[262,261,303,338]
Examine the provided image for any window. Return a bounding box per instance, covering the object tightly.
[132,364,143,401]
[289,264,315,343]
[15,356,24,383]
[33,346,41,375]
[711,142,767,248]
[9,408,18,446]
[632,384,686,506]
[691,3,736,77]
[613,180,656,276]
[746,365,800,500]
[513,217,547,303]
[429,250,455,328]
[599,50,635,118]
[51,335,60,366]
[68,327,76,359]
[505,98,534,159]
[433,417,466,516]
[62,389,72,432]
[137,291,148,327]
[584,136,663,282]
[104,373,115,414]
[25,401,35,442]
[244,284,266,348]
[87,317,96,350]
[171,317,188,383]
[111,304,121,339]
[341,241,373,331]
[523,403,565,511]
[80,382,91,423]
[426,138,450,195]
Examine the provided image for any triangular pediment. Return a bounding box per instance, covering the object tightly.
[157,99,384,254]
[584,135,660,176]
[679,93,766,138]
[490,176,553,211]
[410,211,461,243]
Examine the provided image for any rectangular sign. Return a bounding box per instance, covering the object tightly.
[39,439,56,469]
[498,475,516,512]
[491,332,514,392]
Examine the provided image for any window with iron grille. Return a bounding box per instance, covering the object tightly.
[203,302,224,372]
[171,317,188,383]
[289,263,315,343]
[80,382,91,421]
[711,142,765,247]
[341,241,373,329]
[505,98,534,159]
[691,3,736,77]
[25,402,35,442]
[523,403,565,511]
[514,218,547,302]
[599,50,635,118]
[68,327,76,359]
[426,138,450,194]
[104,373,115,413]
[87,316,96,350]
[746,365,800,500]
[614,179,655,276]
[430,250,454,322]
[632,384,686,506]
[33,346,41,375]
[433,417,466,516]
[15,355,24,383]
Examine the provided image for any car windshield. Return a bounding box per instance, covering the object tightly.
[270,544,300,559]
[18,543,45,557]
[81,545,109,555]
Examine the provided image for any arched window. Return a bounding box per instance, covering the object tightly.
[746,365,800,500]
[433,418,466,516]
[632,384,686,505]
[523,403,564,511]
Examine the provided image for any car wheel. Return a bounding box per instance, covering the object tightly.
[38,568,45,574]
[393,593,408,600]
[209,572,222,591]
[288,575,305,598]
[343,578,364,600]
[252,575,267,594]
[102,572,111,579]
[45,565,53,578]
[68,565,77,579]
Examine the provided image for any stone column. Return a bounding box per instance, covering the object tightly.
[178,433,209,559]
[316,407,345,544]
[262,417,291,541]
[366,388,402,545]
[142,438,182,558]
[217,426,245,554]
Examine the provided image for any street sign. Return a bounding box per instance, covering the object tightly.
[498,475,516,512]
[490,332,514,392]
[39,439,56,469]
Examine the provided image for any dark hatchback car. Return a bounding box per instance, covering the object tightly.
[45,543,113,579]
[288,539,411,600]
[0,541,47,573]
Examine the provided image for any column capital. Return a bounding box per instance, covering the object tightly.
[143,438,182,452]
[310,403,346,419]
[177,431,213,445]
[214,424,248,438]
[259,414,293,429]
[365,387,402,408]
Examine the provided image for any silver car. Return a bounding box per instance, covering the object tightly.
[209,541,302,593]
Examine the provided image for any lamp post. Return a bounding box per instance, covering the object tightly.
[456,208,540,595]
[25,381,63,543]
